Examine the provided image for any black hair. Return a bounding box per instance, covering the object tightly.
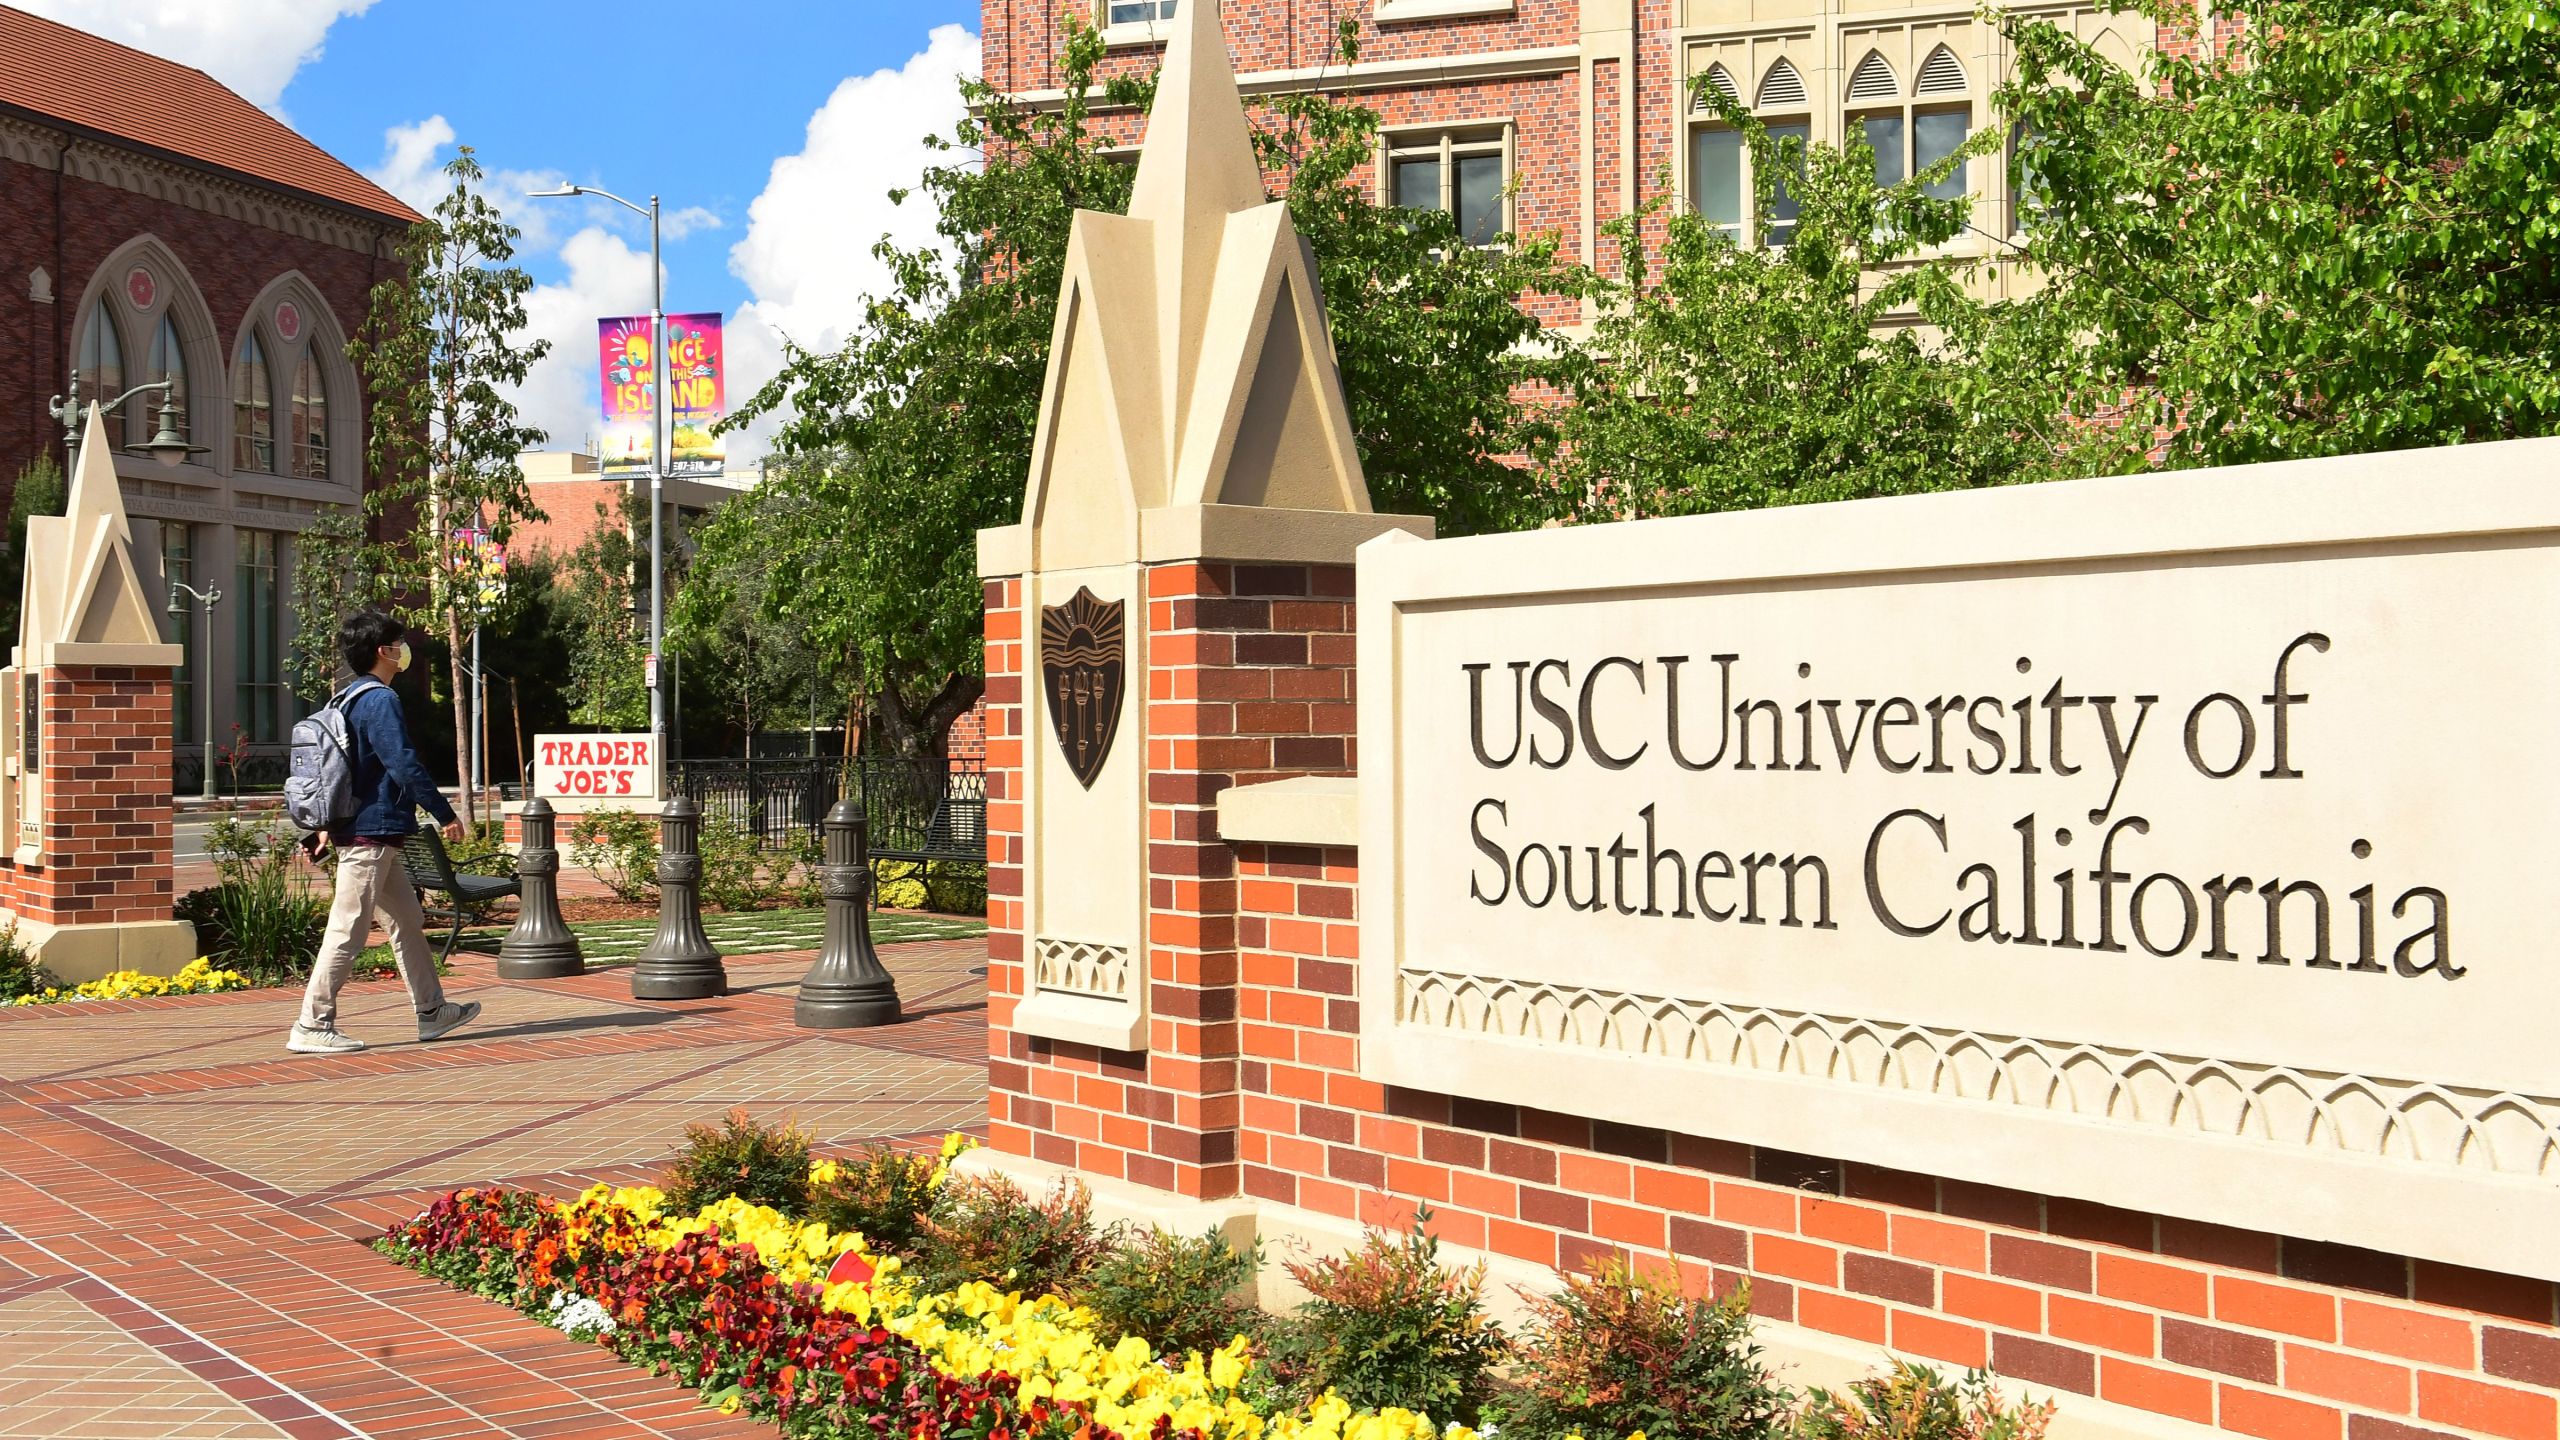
[338,609,406,676]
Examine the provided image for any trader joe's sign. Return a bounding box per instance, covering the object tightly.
[533,733,658,800]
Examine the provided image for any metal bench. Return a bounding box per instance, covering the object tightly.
[398,827,521,962]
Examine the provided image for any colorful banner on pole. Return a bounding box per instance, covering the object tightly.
[447,527,506,612]
[598,313,726,478]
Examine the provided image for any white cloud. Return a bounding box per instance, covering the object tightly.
[724,23,981,462]
[513,227,656,459]
[662,206,724,242]
[13,0,376,113]
[367,116,454,212]
[365,116,589,252]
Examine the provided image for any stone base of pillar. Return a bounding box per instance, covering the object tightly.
[3,913,197,985]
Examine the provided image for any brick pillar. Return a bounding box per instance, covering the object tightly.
[985,560,1357,1200]
[0,664,189,980]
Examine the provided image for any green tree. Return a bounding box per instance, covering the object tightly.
[285,505,370,704]
[347,147,550,823]
[547,489,650,730]
[1,454,66,649]
[2000,0,2560,468]
[722,17,1585,757]
[671,482,852,754]
[1550,84,2043,518]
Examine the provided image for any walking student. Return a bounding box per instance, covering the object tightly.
[287,608,482,1055]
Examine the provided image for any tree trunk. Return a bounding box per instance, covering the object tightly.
[447,606,473,830]
[874,672,983,761]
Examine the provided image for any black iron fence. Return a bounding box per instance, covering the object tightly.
[673,757,986,863]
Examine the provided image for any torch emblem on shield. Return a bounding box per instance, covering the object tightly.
[1039,587,1126,789]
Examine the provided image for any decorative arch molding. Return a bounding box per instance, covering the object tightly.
[72,234,225,470]
[231,271,362,498]
[1756,58,1809,111]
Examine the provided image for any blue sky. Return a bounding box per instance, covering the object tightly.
[24,0,988,461]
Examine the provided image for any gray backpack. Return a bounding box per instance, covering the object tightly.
[283,678,386,832]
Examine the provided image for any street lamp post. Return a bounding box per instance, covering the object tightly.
[527,182,669,799]
[48,375,209,475]
[165,582,222,800]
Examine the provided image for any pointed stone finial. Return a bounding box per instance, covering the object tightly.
[17,406,173,666]
[1128,0,1266,452]
[1126,0,1264,228]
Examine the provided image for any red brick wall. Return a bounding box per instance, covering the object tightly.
[0,665,174,926]
[510,479,631,561]
[981,558,2560,1440]
[0,153,398,512]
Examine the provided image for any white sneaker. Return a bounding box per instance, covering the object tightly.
[417,1000,481,1043]
[287,1024,366,1055]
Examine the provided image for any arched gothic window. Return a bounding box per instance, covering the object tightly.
[290,352,329,480]
[140,313,189,445]
[233,332,274,473]
[76,297,122,412]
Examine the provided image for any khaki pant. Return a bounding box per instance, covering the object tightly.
[299,843,448,1031]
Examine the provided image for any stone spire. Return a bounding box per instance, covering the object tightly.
[1127,0,1268,459]
[19,406,169,665]
[1007,0,1377,574]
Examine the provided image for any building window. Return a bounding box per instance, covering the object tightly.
[2010,121,2051,234]
[1847,46,1971,204]
[140,314,189,448]
[1688,59,1810,248]
[160,524,196,745]
[1106,0,1174,24]
[290,353,330,480]
[1388,129,1509,246]
[233,333,275,473]
[76,298,122,413]
[236,529,283,743]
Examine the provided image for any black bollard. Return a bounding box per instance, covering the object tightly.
[497,797,585,979]
[795,800,902,1029]
[632,795,727,999]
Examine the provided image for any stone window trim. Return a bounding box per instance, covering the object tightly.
[1096,0,1177,49]
[1375,118,1518,248]
[1374,0,1516,24]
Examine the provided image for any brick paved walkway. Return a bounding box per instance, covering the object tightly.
[0,935,991,1439]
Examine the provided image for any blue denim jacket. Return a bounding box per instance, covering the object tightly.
[326,680,458,843]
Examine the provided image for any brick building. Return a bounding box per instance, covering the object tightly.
[0,4,417,784]
[985,0,2213,321]
[506,450,751,565]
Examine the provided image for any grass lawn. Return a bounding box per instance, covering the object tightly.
[384,908,985,969]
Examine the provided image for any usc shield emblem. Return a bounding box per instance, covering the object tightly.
[1039,588,1126,789]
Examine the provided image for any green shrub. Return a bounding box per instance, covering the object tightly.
[567,808,658,903]
[1271,1209,1506,1424]
[183,823,326,982]
[1497,1261,1790,1440]
[203,812,297,884]
[876,858,988,916]
[660,1109,814,1216]
[1075,1225,1263,1358]
[696,810,769,912]
[0,922,49,1002]
[807,1143,946,1259]
[1794,1361,2054,1440]
[911,1172,1112,1297]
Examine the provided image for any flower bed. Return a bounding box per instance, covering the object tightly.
[10,956,249,1006]
[379,1181,1463,1440]
[379,1124,2054,1440]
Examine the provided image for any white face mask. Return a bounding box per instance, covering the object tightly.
[391,641,412,674]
